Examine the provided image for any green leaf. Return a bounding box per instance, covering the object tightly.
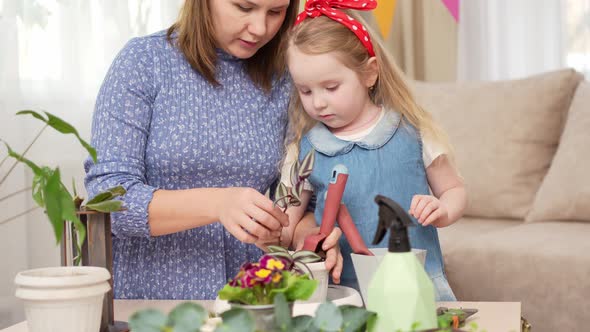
[267,245,289,253]
[340,305,375,332]
[16,110,46,122]
[298,150,315,179]
[215,308,254,332]
[292,315,314,332]
[167,302,207,332]
[42,169,65,244]
[5,143,42,175]
[17,110,97,163]
[129,308,168,332]
[85,200,124,213]
[85,192,112,205]
[40,168,86,247]
[84,186,126,212]
[107,185,126,197]
[290,159,300,187]
[59,182,86,250]
[285,277,317,302]
[313,302,342,332]
[273,293,292,331]
[85,186,126,204]
[218,284,256,305]
[32,172,47,207]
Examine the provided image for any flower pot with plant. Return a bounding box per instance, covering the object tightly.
[271,149,330,303]
[1,110,125,332]
[217,253,318,331]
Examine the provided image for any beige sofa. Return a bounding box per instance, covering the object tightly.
[412,69,590,332]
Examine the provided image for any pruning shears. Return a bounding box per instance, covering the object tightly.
[302,164,373,256]
[436,307,479,329]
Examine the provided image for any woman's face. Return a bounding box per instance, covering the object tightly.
[210,0,291,59]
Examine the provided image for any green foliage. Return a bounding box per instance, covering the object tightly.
[0,110,125,257]
[218,270,317,305]
[129,293,376,332]
[16,110,97,162]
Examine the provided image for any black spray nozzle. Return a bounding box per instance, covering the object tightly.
[373,195,414,252]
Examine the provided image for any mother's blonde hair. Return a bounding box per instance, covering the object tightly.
[287,12,454,164]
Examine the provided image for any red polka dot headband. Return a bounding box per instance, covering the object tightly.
[295,0,378,56]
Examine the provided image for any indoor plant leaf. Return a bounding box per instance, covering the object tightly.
[167,302,207,332]
[294,180,305,198]
[4,143,43,174]
[290,159,300,188]
[298,150,315,179]
[17,110,97,163]
[42,169,66,244]
[273,293,292,332]
[275,182,289,209]
[84,200,124,213]
[289,185,301,202]
[284,277,317,302]
[292,315,314,332]
[292,250,321,263]
[85,185,127,205]
[340,305,375,332]
[128,309,168,332]
[313,301,342,332]
[215,308,254,332]
[267,245,289,253]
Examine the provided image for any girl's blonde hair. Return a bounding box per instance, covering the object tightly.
[287,12,454,165]
[167,0,299,92]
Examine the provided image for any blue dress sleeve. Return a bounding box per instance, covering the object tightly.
[84,37,159,238]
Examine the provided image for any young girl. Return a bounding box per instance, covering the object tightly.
[280,0,467,301]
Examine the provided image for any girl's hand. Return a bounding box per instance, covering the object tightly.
[409,194,449,227]
[296,227,343,284]
[217,187,289,244]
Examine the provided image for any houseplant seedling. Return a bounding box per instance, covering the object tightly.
[2,110,127,332]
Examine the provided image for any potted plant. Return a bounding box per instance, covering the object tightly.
[271,149,329,303]
[1,110,125,332]
[265,245,328,303]
[216,253,318,331]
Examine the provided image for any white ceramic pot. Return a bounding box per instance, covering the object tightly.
[304,261,329,303]
[14,266,111,332]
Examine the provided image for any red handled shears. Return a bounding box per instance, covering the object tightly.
[302,164,373,256]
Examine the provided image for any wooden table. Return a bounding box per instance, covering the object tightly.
[2,300,521,332]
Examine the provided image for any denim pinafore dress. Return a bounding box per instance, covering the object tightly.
[299,110,456,301]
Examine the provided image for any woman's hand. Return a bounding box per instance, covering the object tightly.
[217,187,289,244]
[409,194,449,227]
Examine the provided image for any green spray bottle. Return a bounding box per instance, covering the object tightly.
[366,195,437,332]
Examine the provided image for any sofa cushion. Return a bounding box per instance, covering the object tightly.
[413,70,583,219]
[527,81,590,222]
[441,221,590,332]
[437,217,516,253]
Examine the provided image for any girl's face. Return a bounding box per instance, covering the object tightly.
[287,45,379,133]
[210,0,290,59]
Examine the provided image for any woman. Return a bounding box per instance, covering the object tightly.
[85,0,341,300]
